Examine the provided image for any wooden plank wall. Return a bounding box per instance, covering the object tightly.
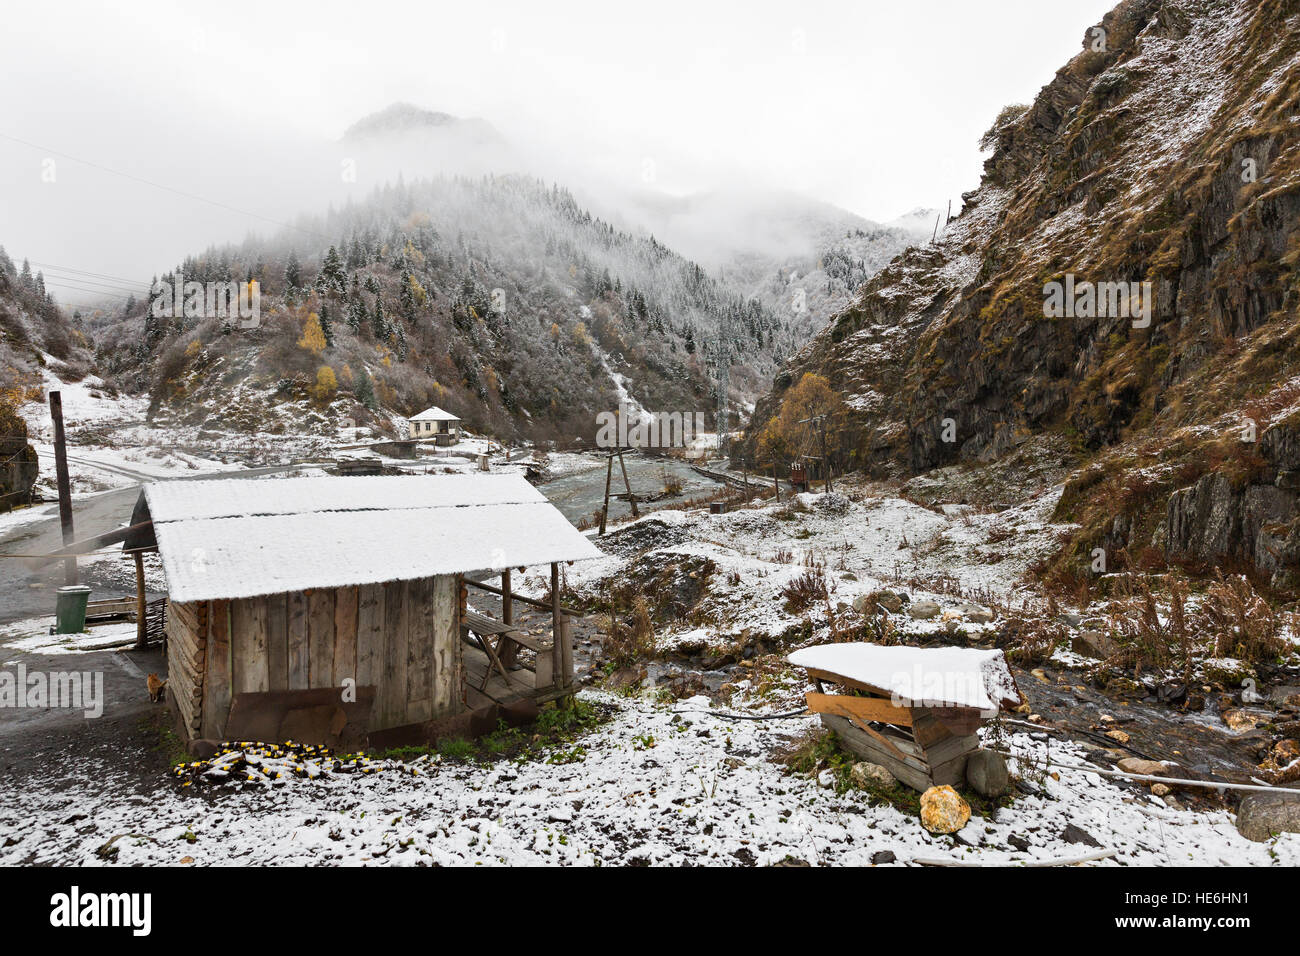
[210,577,462,734]
[166,600,208,740]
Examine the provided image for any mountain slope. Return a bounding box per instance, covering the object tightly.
[744,0,1300,587]
[90,176,806,445]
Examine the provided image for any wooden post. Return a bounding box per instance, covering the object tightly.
[49,391,76,585]
[133,551,147,648]
[500,569,512,626]
[559,613,573,693]
[599,451,613,535]
[772,464,780,501]
[550,562,565,692]
[617,448,638,517]
[820,418,833,493]
[741,457,750,499]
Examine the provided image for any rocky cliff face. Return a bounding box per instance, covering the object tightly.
[745,0,1300,585]
[0,400,38,508]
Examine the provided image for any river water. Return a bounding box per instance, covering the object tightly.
[538,453,724,524]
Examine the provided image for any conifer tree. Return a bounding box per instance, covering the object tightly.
[317,246,346,297]
[354,366,376,410]
[284,250,302,290]
[319,304,335,347]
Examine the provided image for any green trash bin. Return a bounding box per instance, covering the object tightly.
[55,585,92,635]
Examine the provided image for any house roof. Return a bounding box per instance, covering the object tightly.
[409,406,460,422]
[139,474,603,603]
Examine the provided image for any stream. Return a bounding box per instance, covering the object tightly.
[537,452,723,524]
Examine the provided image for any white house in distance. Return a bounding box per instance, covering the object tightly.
[408,406,461,445]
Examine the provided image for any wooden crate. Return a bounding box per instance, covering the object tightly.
[804,683,983,791]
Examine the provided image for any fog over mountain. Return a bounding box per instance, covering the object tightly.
[2,0,1115,299]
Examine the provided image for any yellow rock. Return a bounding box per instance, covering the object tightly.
[1105,729,1130,744]
[920,785,970,834]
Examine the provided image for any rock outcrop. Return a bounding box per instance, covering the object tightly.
[742,0,1300,576]
[0,399,37,508]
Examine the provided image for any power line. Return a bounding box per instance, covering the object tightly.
[0,131,325,240]
[31,260,152,290]
[42,280,138,301]
[39,273,149,295]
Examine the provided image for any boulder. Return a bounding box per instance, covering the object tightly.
[1222,708,1267,732]
[1116,757,1168,776]
[909,599,941,620]
[963,606,995,624]
[1273,739,1300,763]
[855,589,903,614]
[920,785,970,834]
[851,761,897,790]
[606,666,647,691]
[1071,629,1118,659]
[965,749,1010,798]
[1235,790,1300,842]
[1061,823,1102,847]
[814,492,851,516]
[1202,659,1257,687]
[870,850,896,865]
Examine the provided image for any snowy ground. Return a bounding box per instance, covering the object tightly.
[560,482,1068,651]
[0,618,138,656]
[1,691,1290,866]
[4,377,1297,866]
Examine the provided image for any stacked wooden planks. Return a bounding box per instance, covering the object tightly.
[803,671,984,792]
[167,600,208,738]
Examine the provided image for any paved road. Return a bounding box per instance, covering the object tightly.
[0,460,314,626]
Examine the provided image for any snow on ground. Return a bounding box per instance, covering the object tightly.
[0,499,62,536]
[0,618,137,656]
[561,484,1070,650]
[0,690,1291,866]
[537,451,604,479]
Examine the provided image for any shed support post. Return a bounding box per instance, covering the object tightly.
[550,562,572,699]
[133,551,147,649]
[501,569,512,626]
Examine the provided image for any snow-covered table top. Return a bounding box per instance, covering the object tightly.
[788,643,1021,712]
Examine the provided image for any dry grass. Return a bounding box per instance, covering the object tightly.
[780,567,828,614]
[604,593,657,669]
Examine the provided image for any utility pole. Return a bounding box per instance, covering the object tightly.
[713,345,730,457]
[798,413,833,493]
[49,391,77,584]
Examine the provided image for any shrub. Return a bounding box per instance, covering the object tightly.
[781,567,828,614]
[1195,572,1289,664]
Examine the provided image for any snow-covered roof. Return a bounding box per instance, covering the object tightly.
[788,643,1021,712]
[409,406,460,422]
[141,474,602,603]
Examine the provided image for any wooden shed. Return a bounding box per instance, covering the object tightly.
[123,474,602,745]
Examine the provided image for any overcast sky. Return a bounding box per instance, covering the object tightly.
[3,0,1116,307]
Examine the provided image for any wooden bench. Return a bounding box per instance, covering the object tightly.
[461,610,551,691]
[85,597,138,623]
